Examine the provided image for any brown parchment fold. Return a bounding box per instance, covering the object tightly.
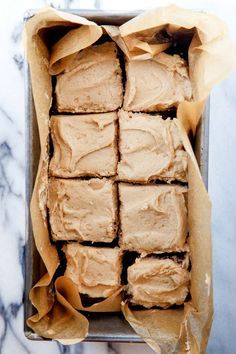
[24,5,236,351]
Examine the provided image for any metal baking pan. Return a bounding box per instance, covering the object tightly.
[24,9,210,342]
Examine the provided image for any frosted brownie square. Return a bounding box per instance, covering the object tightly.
[49,112,118,178]
[55,42,123,113]
[118,110,187,183]
[127,256,190,308]
[47,178,118,242]
[63,244,122,298]
[123,53,192,111]
[119,183,187,253]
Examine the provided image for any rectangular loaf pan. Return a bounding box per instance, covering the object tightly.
[24,9,210,342]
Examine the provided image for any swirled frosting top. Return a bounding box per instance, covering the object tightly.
[119,183,187,253]
[47,178,117,242]
[63,243,122,298]
[127,256,190,308]
[118,110,187,183]
[49,112,118,178]
[56,42,123,113]
[124,52,192,111]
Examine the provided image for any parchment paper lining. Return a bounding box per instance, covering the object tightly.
[24,5,236,351]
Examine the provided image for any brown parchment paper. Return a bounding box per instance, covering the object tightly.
[24,5,236,351]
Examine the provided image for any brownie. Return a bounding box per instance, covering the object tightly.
[55,42,123,113]
[63,243,122,298]
[49,112,118,178]
[127,256,190,308]
[123,52,192,111]
[47,178,118,242]
[119,183,187,253]
[118,110,187,182]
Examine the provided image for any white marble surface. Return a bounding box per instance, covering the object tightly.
[0,0,236,353]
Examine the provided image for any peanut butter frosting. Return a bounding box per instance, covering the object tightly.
[47,178,117,242]
[63,244,122,298]
[49,113,118,178]
[55,42,123,113]
[123,52,192,111]
[119,183,187,253]
[127,257,190,308]
[118,110,187,182]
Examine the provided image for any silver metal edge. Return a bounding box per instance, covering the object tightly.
[24,9,210,342]
[24,59,32,338]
